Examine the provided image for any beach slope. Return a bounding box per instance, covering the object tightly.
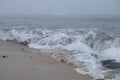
[0,41,93,80]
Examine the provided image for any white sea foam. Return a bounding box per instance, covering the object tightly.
[101,47,120,62]
[0,28,120,79]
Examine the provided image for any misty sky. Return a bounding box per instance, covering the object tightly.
[0,0,120,16]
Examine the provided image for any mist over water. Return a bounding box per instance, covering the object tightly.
[0,16,120,36]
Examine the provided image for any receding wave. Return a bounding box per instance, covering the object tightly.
[0,28,120,79]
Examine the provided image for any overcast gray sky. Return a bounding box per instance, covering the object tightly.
[0,0,120,16]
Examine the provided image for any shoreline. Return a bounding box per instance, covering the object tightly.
[0,41,93,80]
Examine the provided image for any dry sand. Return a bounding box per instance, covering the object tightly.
[0,41,93,80]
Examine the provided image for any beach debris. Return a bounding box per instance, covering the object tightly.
[19,41,28,46]
[29,55,32,58]
[101,59,120,69]
[1,55,8,58]
[32,68,35,70]
[21,48,24,51]
[67,62,73,65]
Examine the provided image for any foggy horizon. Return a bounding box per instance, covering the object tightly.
[0,0,120,16]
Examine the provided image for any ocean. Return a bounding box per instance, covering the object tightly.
[0,15,120,80]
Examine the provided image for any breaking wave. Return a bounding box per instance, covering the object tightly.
[0,28,120,79]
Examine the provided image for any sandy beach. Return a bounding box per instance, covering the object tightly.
[0,41,93,80]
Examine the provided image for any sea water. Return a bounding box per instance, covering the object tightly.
[0,15,120,80]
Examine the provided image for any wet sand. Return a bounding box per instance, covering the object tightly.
[0,41,93,80]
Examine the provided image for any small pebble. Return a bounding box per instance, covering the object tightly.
[32,68,35,70]
[21,48,24,51]
[29,56,32,58]
[1,55,8,58]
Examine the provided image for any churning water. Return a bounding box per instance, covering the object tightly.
[0,16,120,80]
